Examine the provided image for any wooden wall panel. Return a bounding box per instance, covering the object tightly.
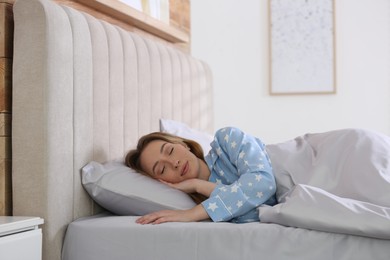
[0,2,13,58]
[0,1,12,216]
[0,58,12,112]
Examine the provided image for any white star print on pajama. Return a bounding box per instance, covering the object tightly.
[201,127,277,223]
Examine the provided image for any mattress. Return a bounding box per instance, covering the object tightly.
[62,213,390,260]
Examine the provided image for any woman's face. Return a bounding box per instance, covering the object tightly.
[139,140,203,183]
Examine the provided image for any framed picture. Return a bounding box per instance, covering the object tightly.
[269,0,336,95]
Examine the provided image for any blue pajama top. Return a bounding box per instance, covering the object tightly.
[201,127,277,223]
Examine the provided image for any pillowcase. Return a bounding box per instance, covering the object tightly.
[82,161,196,216]
[159,118,214,154]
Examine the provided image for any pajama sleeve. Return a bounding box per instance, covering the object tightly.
[202,127,276,222]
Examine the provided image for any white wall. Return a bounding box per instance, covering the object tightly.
[191,0,390,144]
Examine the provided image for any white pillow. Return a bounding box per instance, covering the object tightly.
[159,118,213,154]
[82,161,197,216]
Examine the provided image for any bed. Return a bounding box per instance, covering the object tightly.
[11,0,390,260]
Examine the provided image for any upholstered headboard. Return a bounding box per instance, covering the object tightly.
[12,0,213,259]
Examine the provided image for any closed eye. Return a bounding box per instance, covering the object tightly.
[160,146,174,174]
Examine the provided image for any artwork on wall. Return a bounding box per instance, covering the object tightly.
[269,0,336,95]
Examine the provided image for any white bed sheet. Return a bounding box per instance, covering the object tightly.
[62,213,390,260]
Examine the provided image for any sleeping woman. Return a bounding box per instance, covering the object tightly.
[126,126,390,228]
[125,127,277,224]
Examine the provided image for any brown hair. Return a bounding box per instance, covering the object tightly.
[125,132,207,204]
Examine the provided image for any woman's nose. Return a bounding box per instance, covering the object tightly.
[174,160,180,169]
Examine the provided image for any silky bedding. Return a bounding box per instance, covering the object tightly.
[263,128,390,239]
[63,128,390,260]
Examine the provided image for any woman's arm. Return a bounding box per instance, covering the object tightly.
[201,127,277,222]
[136,179,215,225]
[196,179,216,197]
[136,204,210,224]
[161,179,216,197]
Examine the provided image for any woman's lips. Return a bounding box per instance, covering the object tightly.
[181,161,189,176]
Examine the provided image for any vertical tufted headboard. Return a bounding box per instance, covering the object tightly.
[12,0,213,259]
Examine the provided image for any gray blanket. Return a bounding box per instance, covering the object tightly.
[262,128,390,239]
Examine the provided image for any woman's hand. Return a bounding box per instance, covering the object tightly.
[136,204,210,225]
[160,179,216,197]
[160,179,199,194]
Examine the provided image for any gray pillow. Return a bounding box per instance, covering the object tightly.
[82,161,196,216]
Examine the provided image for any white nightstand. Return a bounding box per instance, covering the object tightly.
[0,216,44,260]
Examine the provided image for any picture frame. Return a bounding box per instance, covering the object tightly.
[269,0,336,95]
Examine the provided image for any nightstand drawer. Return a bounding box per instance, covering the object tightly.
[0,228,42,260]
[0,217,44,260]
